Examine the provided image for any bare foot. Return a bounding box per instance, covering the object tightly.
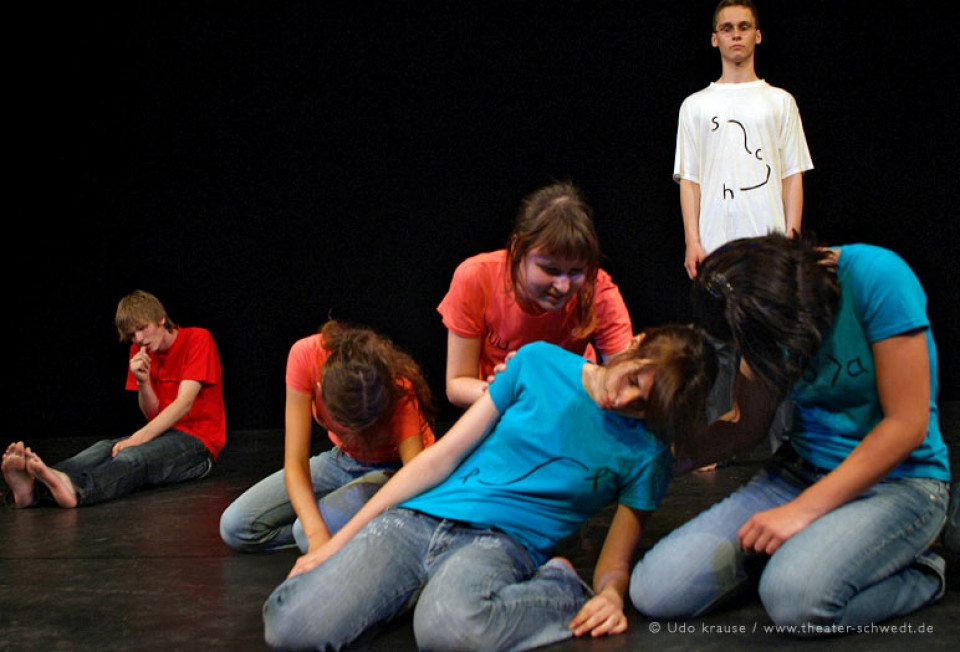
[2,442,35,507]
[26,449,78,508]
[2,441,36,507]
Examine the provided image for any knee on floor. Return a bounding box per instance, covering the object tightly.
[413,590,494,650]
[262,585,344,650]
[758,562,836,630]
[218,505,258,550]
[630,532,744,619]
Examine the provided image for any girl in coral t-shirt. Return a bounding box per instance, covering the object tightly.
[220,320,435,560]
[438,182,634,407]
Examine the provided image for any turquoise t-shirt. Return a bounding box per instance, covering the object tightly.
[401,342,673,566]
[790,244,950,481]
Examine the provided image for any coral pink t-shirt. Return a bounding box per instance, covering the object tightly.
[285,334,435,463]
[437,250,633,380]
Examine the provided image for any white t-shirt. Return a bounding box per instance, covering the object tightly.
[674,80,813,253]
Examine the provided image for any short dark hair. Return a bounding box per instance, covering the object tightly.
[713,0,759,31]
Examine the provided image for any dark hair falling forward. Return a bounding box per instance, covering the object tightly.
[692,234,840,397]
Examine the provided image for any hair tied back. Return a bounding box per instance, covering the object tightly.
[703,272,736,301]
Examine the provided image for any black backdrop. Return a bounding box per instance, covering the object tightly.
[10,1,959,439]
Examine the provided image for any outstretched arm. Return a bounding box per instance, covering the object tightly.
[288,392,502,577]
[445,330,489,407]
[738,332,930,554]
[568,504,648,638]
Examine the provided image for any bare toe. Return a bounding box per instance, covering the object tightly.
[2,442,35,507]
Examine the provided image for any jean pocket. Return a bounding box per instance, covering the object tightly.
[896,477,949,509]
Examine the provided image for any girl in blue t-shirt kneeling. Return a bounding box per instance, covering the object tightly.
[632,234,950,636]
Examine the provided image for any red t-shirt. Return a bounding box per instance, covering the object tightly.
[437,250,634,380]
[126,327,226,459]
[285,334,436,464]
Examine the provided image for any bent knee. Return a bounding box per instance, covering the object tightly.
[262,583,343,649]
[218,501,257,550]
[413,592,491,650]
[758,561,837,629]
[631,532,745,619]
[219,508,246,550]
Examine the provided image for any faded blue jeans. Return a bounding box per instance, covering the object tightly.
[53,430,212,506]
[262,508,588,651]
[220,448,398,552]
[631,450,948,634]
[944,481,959,554]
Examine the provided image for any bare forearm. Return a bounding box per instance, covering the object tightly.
[137,384,161,420]
[327,396,498,552]
[791,417,924,520]
[782,173,804,236]
[286,462,330,547]
[593,567,629,607]
[324,443,458,551]
[133,394,194,442]
[445,332,487,408]
[446,376,489,408]
[679,180,702,246]
[795,333,932,516]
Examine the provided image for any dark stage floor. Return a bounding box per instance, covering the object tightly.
[3,404,958,651]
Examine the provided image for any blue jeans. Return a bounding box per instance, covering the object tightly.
[943,480,959,554]
[219,448,398,553]
[262,508,588,651]
[630,452,948,633]
[54,430,212,506]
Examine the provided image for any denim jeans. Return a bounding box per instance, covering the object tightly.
[943,480,959,554]
[219,448,398,553]
[630,453,948,633]
[262,508,588,651]
[54,430,212,506]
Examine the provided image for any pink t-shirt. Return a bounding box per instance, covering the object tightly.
[125,327,226,459]
[437,250,633,380]
[285,334,435,463]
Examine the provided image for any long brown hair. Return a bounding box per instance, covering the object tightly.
[506,182,601,339]
[318,320,435,450]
